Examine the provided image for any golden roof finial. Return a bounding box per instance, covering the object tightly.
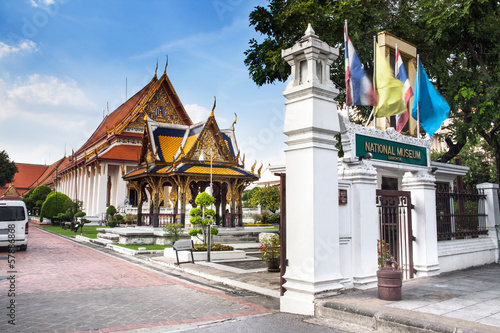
[210,96,216,118]
[120,164,125,176]
[163,55,168,75]
[144,113,148,122]
[257,163,263,177]
[251,160,257,174]
[231,113,237,130]
[154,59,158,78]
[242,153,245,168]
[172,154,176,169]
[235,150,240,161]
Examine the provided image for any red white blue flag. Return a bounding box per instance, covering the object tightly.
[344,22,378,106]
[395,46,414,132]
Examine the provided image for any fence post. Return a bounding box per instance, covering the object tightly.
[476,183,500,244]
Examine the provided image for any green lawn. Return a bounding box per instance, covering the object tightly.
[38,225,109,239]
[112,244,172,250]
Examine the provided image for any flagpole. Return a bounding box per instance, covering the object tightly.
[416,54,420,138]
[372,35,377,129]
[345,20,349,118]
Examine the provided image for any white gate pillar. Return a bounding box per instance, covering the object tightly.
[340,163,378,288]
[280,24,343,316]
[402,170,440,277]
[476,183,500,260]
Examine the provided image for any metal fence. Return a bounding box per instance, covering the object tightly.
[436,184,487,240]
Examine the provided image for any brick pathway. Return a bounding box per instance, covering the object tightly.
[0,227,272,332]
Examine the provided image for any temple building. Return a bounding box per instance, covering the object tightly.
[9,64,258,225]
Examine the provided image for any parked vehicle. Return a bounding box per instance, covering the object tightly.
[0,200,28,251]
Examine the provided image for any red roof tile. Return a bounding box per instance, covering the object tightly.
[100,145,141,162]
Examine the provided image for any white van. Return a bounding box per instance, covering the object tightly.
[0,200,29,251]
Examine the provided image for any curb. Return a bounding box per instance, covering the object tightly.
[318,300,494,333]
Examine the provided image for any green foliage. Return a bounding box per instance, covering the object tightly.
[106,205,117,216]
[188,228,202,237]
[242,187,259,202]
[195,191,215,207]
[252,213,262,223]
[114,214,124,222]
[378,239,394,269]
[268,213,280,225]
[261,210,270,223]
[23,185,52,215]
[259,234,280,261]
[40,192,73,222]
[74,211,86,218]
[0,150,18,187]
[40,225,109,239]
[246,0,500,184]
[189,191,217,245]
[107,220,117,228]
[248,186,280,213]
[164,223,183,243]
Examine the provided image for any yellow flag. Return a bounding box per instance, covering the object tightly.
[373,42,406,117]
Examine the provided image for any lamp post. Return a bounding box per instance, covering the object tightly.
[199,148,213,262]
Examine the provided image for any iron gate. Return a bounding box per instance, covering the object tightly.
[376,190,414,279]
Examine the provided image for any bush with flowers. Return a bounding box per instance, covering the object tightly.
[378,239,394,268]
[259,233,280,261]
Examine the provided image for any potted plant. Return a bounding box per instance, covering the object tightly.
[259,234,280,272]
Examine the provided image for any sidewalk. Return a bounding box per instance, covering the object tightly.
[141,247,500,332]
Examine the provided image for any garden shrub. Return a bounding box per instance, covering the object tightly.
[40,192,73,222]
[164,223,183,243]
[268,213,280,225]
[252,213,262,223]
[193,244,234,252]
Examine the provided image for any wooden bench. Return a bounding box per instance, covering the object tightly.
[173,240,195,265]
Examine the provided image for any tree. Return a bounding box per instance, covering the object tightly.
[248,185,280,213]
[40,192,73,222]
[188,192,217,245]
[23,185,52,215]
[0,150,18,187]
[245,0,500,183]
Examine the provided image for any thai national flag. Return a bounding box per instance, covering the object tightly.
[344,23,377,106]
[395,48,414,132]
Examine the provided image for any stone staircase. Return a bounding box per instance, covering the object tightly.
[89,232,119,246]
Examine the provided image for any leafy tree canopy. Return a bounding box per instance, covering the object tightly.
[23,185,52,215]
[245,0,500,183]
[40,192,73,221]
[0,150,18,187]
[248,185,280,213]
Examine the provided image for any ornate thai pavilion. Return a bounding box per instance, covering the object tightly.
[12,63,258,226]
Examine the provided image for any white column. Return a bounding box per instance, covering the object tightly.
[95,163,109,217]
[92,167,99,216]
[340,162,378,288]
[476,183,500,259]
[402,170,440,277]
[86,167,94,215]
[280,24,343,316]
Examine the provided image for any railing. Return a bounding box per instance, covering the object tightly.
[141,214,180,227]
[436,185,487,240]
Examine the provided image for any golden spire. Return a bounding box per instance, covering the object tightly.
[231,113,237,130]
[154,59,158,78]
[251,160,257,174]
[163,55,168,75]
[210,96,216,118]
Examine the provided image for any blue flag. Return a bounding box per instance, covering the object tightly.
[411,59,449,136]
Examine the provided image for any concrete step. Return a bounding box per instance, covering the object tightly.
[89,238,114,246]
[97,233,119,241]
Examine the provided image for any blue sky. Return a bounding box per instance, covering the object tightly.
[0,0,287,167]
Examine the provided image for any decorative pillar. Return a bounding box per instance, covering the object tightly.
[95,162,109,216]
[402,170,440,277]
[476,183,500,255]
[280,24,343,315]
[339,162,378,288]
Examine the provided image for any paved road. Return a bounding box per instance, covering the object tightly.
[0,227,350,333]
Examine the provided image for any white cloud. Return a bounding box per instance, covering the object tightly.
[184,104,210,123]
[0,40,38,58]
[5,74,96,109]
[29,0,56,8]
